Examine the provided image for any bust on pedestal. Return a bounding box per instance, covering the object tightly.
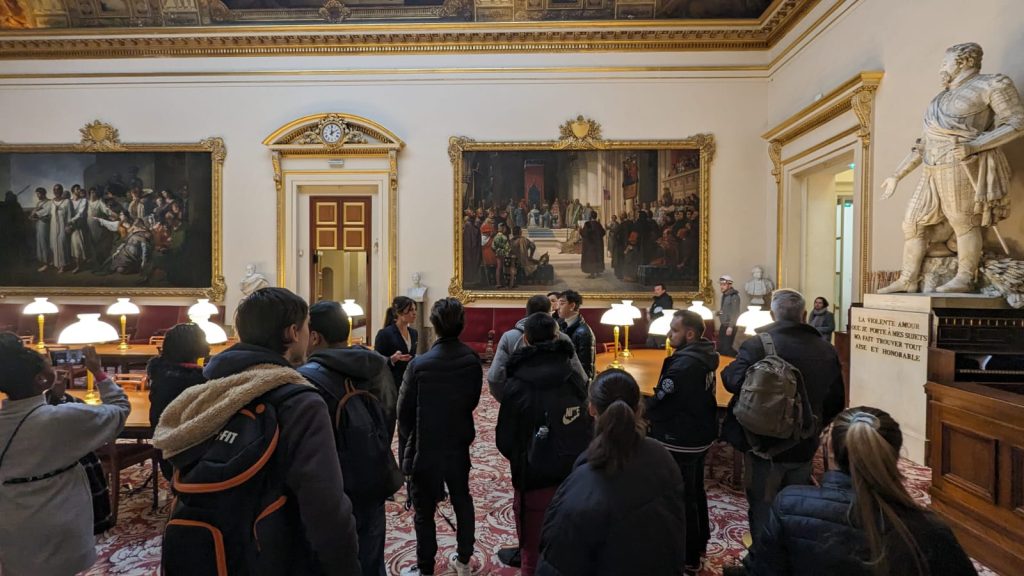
[239,264,270,296]
[744,265,774,307]
[407,272,428,353]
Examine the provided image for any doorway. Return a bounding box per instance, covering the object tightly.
[309,195,372,343]
[801,154,855,332]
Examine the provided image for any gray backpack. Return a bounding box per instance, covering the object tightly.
[733,333,816,459]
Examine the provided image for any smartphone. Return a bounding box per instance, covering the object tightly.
[50,348,85,366]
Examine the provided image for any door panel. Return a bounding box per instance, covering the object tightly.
[310,196,372,343]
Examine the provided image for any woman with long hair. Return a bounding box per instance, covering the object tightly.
[809,296,836,341]
[0,333,131,576]
[147,322,209,480]
[739,406,977,576]
[374,295,419,387]
[537,369,687,576]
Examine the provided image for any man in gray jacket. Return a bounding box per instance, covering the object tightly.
[487,294,587,403]
[717,274,741,356]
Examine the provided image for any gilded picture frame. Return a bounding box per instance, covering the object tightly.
[0,121,226,300]
[449,116,714,304]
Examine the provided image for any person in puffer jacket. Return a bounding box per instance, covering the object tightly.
[537,369,687,576]
[646,309,719,574]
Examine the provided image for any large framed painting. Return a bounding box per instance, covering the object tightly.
[0,122,226,299]
[449,116,714,303]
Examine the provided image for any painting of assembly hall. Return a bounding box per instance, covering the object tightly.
[458,147,704,296]
[1,0,774,28]
[0,152,213,291]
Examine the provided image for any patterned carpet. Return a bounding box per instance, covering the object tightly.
[86,392,998,576]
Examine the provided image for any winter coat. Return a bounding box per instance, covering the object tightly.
[487,317,587,402]
[718,287,741,328]
[146,357,206,480]
[649,293,674,320]
[744,471,978,576]
[721,320,846,463]
[0,378,130,576]
[537,438,687,576]
[153,343,361,576]
[495,339,588,490]
[397,337,482,475]
[559,314,596,381]
[809,309,836,341]
[298,345,397,441]
[646,338,720,453]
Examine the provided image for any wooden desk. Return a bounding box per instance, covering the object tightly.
[68,388,153,438]
[92,343,230,371]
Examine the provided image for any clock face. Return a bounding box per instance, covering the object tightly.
[321,123,343,143]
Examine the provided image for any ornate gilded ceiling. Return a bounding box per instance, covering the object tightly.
[3,0,779,28]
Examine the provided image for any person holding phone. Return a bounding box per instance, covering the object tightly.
[374,296,419,388]
[0,334,131,576]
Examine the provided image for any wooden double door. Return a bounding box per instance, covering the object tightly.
[309,196,372,341]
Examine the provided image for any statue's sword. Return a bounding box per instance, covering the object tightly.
[958,146,1011,255]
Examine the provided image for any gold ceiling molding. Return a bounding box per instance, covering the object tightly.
[0,0,821,59]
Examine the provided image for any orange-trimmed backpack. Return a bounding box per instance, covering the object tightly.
[162,384,313,576]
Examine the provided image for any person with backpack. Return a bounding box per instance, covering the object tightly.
[556,290,595,381]
[0,336,131,576]
[298,300,401,576]
[720,289,846,544]
[397,297,482,576]
[727,407,976,576]
[495,312,590,576]
[645,309,719,574]
[487,294,587,403]
[537,369,687,576]
[154,287,361,575]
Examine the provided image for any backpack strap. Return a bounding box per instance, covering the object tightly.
[0,404,46,471]
[758,332,776,356]
[334,378,378,430]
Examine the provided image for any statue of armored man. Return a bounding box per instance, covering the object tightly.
[879,42,1024,294]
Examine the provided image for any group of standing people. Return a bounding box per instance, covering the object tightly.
[604,197,701,284]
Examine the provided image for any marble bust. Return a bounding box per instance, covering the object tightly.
[745,265,775,306]
[239,264,270,296]
[407,271,427,302]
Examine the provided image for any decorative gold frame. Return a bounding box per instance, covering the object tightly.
[448,115,714,304]
[0,121,226,300]
[264,113,404,302]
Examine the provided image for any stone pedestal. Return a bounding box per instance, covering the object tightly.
[850,293,1006,464]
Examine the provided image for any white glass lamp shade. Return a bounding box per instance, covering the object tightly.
[58,314,120,344]
[736,305,773,336]
[341,299,365,317]
[188,298,219,318]
[688,300,714,321]
[189,314,228,345]
[106,298,140,316]
[620,300,643,319]
[600,305,633,327]
[647,310,677,336]
[23,297,58,315]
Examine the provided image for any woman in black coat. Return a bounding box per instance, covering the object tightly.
[736,406,977,576]
[374,296,419,387]
[537,369,687,576]
[147,322,208,480]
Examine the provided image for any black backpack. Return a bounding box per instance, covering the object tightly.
[162,384,312,576]
[526,383,593,487]
[302,368,403,503]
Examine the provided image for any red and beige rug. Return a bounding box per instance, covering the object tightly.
[86,392,997,575]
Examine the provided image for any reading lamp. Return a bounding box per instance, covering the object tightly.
[23,297,59,350]
[341,299,365,346]
[647,309,677,357]
[736,305,773,336]
[106,298,140,350]
[58,314,119,403]
[600,305,633,370]
[619,300,642,359]
[187,298,227,346]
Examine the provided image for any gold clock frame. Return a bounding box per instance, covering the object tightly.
[448,116,714,304]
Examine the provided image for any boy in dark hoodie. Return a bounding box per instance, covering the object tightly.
[298,300,397,576]
[154,287,361,575]
[646,309,721,574]
[495,312,589,576]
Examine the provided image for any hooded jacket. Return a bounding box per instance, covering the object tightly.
[487,316,587,402]
[298,345,397,441]
[146,356,206,480]
[645,338,720,453]
[559,314,596,381]
[718,287,741,328]
[153,343,361,576]
[495,338,588,490]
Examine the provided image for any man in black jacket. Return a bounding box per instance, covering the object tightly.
[646,309,719,574]
[398,298,483,576]
[646,283,674,347]
[556,290,595,381]
[496,312,589,576]
[721,289,845,543]
[298,300,397,576]
[154,287,361,575]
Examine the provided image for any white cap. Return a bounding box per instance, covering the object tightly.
[719,275,734,283]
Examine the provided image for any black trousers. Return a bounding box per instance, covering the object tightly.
[717,324,737,356]
[745,454,812,543]
[409,451,475,575]
[671,450,710,567]
[352,499,387,576]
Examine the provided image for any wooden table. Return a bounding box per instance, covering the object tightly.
[92,343,231,372]
[595,348,743,488]
[68,388,153,438]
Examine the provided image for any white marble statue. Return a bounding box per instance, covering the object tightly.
[744,265,775,306]
[879,42,1024,294]
[239,264,270,296]
[407,272,427,302]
